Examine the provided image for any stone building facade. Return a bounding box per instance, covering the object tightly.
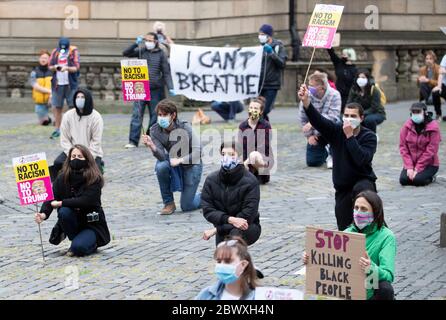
[0,0,445,107]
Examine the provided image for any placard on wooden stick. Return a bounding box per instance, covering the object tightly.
[305,226,366,300]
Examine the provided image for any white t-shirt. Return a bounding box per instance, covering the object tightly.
[56,51,70,85]
[441,55,446,86]
[220,289,241,300]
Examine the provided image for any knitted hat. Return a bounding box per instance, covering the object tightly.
[259,24,273,37]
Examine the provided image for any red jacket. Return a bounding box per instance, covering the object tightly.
[399,119,441,172]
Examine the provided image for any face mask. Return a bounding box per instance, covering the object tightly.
[411,113,424,124]
[258,34,268,44]
[353,209,375,230]
[215,263,240,285]
[157,115,171,129]
[76,98,85,109]
[356,78,368,88]
[145,41,156,50]
[343,117,361,129]
[341,56,349,62]
[221,155,239,171]
[308,86,318,97]
[248,110,260,120]
[70,158,87,170]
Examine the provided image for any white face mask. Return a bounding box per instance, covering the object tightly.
[258,34,268,44]
[76,97,85,109]
[145,41,156,50]
[356,78,368,88]
[343,116,361,129]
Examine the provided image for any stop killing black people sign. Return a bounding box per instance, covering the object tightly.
[305,226,366,300]
[170,44,263,101]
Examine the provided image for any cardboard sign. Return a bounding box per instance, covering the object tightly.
[331,32,341,47]
[121,59,151,101]
[255,287,304,300]
[302,4,344,48]
[170,44,263,101]
[305,226,366,300]
[13,153,54,206]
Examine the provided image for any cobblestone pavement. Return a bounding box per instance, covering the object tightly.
[0,101,445,300]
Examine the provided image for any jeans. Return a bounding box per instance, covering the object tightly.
[259,88,278,121]
[363,113,386,133]
[52,85,76,108]
[211,101,244,121]
[57,207,97,256]
[400,166,439,186]
[129,87,165,146]
[335,179,377,231]
[155,160,202,211]
[35,104,49,120]
[432,84,446,117]
[371,281,395,300]
[306,137,330,167]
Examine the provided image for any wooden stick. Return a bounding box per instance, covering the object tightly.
[303,47,317,85]
[36,203,45,264]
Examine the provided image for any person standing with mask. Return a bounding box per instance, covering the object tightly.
[51,88,104,179]
[298,84,378,231]
[238,97,274,184]
[142,99,202,215]
[152,21,174,57]
[399,102,441,186]
[201,142,261,246]
[257,24,287,122]
[347,69,386,133]
[123,32,174,149]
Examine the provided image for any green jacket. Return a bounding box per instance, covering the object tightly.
[345,223,396,300]
[347,85,386,117]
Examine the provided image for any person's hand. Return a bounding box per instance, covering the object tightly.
[170,158,184,167]
[202,228,217,241]
[60,66,69,72]
[418,76,428,83]
[51,200,62,208]
[297,84,310,108]
[302,251,309,265]
[229,217,248,231]
[432,85,442,93]
[168,89,176,96]
[142,134,156,151]
[359,252,371,272]
[343,120,354,138]
[136,36,144,45]
[307,135,318,146]
[407,169,414,180]
[263,44,273,54]
[412,170,418,180]
[302,122,313,133]
[35,212,46,224]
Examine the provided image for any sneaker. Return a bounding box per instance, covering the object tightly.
[326,155,333,169]
[442,116,446,122]
[160,202,176,215]
[50,130,60,139]
[376,134,380,143]
[124,143,137,149]
[65,250,75,257]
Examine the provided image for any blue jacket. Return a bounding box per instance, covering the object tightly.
[195,281,256,300]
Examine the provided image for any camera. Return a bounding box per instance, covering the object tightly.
[86,211,100,223]
[56,66,62,71]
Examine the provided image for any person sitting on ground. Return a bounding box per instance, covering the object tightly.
[399,102,441,186]
[51,88,104,180]
[303,190,396,300]
[238,97,274,184]
[35,144,110,257]
[418,50,441,119]
[201,141,261,246]
[347,69,386,134]
[211,100,244,123]
[142,99,202,215]
[196,236,259,300]
[432,53,446,122]
[30,49,52,126]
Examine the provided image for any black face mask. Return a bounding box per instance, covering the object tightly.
[341,57,349,62]
[70,159,87,170]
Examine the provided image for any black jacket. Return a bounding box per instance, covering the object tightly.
[201,165,260,234]
[327,48,357,100]
[304,103,377,191]
[40,171,110,247]
[259,39,287,90]
[122,43,173,90]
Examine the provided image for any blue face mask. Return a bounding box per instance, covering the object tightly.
[215,263,240,285]
[157,115,171,129]
[221,155,239,170]
[411,113,424,124]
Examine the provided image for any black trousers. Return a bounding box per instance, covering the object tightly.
[371,281,395,300]
[431,84,446,117]
[50,152,103,181]
[400,166,439,187]
[215,223,261,247]
[335,179,377,231]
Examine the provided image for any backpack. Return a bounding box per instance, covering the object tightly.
[371,84,387,107]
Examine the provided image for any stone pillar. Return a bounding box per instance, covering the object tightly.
[371,49,398,102]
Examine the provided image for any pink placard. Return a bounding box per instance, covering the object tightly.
[17,177,54,206]
[302,26,337,49]
[122,80,151,102]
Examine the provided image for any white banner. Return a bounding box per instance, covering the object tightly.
[170,44,263,101]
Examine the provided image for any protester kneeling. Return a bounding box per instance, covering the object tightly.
[201,142,261,246]
[303,190,396,300]
[142,99,202,215]
[35,145,110,257]
[196,237,259,300]
[399,102,441,187]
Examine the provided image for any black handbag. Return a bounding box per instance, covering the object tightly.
[49,221,66,245]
